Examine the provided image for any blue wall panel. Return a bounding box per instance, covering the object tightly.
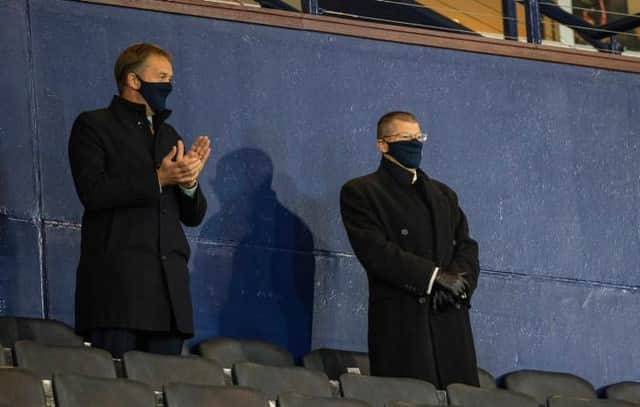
[0,217,42,317]
[311,255,368,352]
[0,1,38,219]
[472,273,640,386]
[1,0,639,385]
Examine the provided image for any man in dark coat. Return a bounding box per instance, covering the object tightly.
[68,43,211,357]
[340,111,480,388]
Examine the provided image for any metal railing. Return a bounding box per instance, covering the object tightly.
[203,0,640,55]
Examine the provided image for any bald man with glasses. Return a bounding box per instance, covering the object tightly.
[340,111,480,388]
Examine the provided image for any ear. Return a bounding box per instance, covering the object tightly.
[126,72,141,90]
[377,139,388,154]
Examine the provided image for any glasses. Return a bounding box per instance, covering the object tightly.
[380,132,428,143]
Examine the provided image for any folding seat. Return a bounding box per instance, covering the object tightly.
[477,367,497,389]
[198,337,294,369]
[604,382,640,404]
[384,402,439,407]
[303,348,370,380]
[278,392,371,407]
[447,382,538,407]
[547,395,637,407]
[123,350,226,392]
[164,383,270,407]
[13,340,116,380]
[53,372,156,407]
[0,343,8,366]
[234,361,333,401]
[0,317,84,348]
[339,373,439,407]
[0,367,46,407]
[503,369,596,406]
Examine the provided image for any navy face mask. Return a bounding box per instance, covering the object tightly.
[137,75,172,113]
[387,140,423,169]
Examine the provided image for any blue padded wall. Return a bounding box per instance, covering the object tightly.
[1,0,638,384]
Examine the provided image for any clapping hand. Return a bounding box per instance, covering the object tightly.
[185,135,211,186]
[157,138,210,188]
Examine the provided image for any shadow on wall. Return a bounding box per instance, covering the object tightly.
[194,148,315,359]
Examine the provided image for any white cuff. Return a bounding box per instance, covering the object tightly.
[179,181,198,198]
[427,267,440,295]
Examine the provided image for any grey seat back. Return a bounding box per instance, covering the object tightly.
[605,382,640,404]
[14,340,116,380]
[303,349,370,380]
[165,383,269,407]
[0,344,8,366]
[53,372,155,407]
[503,370,596,406]
[234,362,332,400]
[339,373,439,407]
[0,367,46,407]
[198,337,294,368]
[0,317,84,348]
[447,383,538,407]
[123,350,225,392]
[385,402,440,407]
[478,367,497,389]
[548,395,638,407]
[278,392,371,407]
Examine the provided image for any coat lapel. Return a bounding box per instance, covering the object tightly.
[418,172,453,265]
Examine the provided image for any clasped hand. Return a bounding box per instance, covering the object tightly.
[157,136,211,188]
[432,268,469,312]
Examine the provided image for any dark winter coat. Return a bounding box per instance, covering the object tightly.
[340,157,480,388]
[69,96,207,336]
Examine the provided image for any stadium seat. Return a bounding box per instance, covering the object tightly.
[604,382,640,404]
[547,395,637,407]
[165,383,270,407]
[384,402,439,407]
[478,367,497,389]
[198,337,294,368]
[0,317,84,348]
[339,373,439,407]
[278,391,371,407]
[0,367,46,407]
[447,382,538,407]
[13,340,116,380]
[123,350,226,392]
[303,348,370,379]
[0,344,7,366]
[503,369,596,406]
[53,372,155,407]
[233,362,333,401]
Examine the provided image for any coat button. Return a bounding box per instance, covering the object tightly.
[161,255,167,261]
[401,229,408,236]
[418,297,427,304]
[161,209,167,215]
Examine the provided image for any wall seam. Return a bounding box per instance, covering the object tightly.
[24,0,49,319]
[38,219,640,292]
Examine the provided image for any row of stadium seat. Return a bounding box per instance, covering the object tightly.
[1,316,639,406]
[3,358,639,407]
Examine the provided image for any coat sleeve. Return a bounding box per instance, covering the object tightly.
[69,113,161,211]
[178,184,207,227]
[340,181,437,296]
[446,190,480,297]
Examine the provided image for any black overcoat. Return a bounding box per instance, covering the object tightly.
[68,96,207,336]
[340,157,480,388]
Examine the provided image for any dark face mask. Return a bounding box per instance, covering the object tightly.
[387,140,423,169]
[136,75,172,113]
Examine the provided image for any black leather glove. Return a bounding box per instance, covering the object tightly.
[434,269,469,298]
[431,289,461,313]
